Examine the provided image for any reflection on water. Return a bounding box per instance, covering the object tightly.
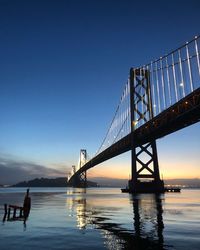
[0,188,200,250]
[66,189,165,249]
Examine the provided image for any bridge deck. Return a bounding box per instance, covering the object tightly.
[69,87,200,184]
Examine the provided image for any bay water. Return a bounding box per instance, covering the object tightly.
[0,187,199,249]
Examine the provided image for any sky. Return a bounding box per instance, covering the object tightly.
[0,0,200,184]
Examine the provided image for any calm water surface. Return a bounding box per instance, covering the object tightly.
[0,188,199,249]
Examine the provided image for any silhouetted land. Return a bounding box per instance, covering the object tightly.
[12,177,97,187]
[165,178,200,187]
[89,177,200,188]
[7,177,200,188]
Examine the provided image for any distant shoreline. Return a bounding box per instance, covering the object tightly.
[11,177,98,188]
[1,177,200,189]
[1,185,200,189]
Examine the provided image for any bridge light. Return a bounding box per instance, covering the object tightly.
[180,82,184,87]
[132,120,138,126]
[185,101,188,104]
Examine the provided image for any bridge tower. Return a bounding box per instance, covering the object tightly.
[129,68,164,193]
[78,149,87,187]
[70,150,88,187]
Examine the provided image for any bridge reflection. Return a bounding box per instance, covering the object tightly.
[66,189,166,249]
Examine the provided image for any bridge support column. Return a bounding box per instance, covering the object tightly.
[129,140,164,193]
[129,68,164,193]
[70,170,87,188]
[78,149,87,188]
[74,149,88,188]
[79,170,87,188]
[68,150,88,188]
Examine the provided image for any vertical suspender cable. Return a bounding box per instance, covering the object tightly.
[150,62,156,116]
[160,58,166,109]
[143,65,148,121]
[172,53,178,102]
[195,37,200,82]
[134,71,138,128]
[186,42,194,92]
[155,61,161,113]
[140,67,144,125]
[128,79,131,132]
[178,49,185,97]
[165,56,172,106]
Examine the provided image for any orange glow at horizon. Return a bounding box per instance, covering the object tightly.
[85,130,200,180]
[87,160,200,180]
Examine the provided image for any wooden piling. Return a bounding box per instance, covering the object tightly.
[20,208,23,217]
[4,204,7,214]
[13,207,16,218]
[3,204,8,222]
[7,207,11,220]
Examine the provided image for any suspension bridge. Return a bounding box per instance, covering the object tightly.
[67,36,200,193]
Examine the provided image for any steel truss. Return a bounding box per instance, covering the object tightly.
[78,149,87,187]
[129,68,164,192]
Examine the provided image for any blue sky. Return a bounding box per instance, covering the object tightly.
[0,0,200,184]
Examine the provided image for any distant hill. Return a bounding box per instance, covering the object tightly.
[12,177,200,188]
[13,177,97,187]
[164,178,200,188]
[89,177,200,188]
